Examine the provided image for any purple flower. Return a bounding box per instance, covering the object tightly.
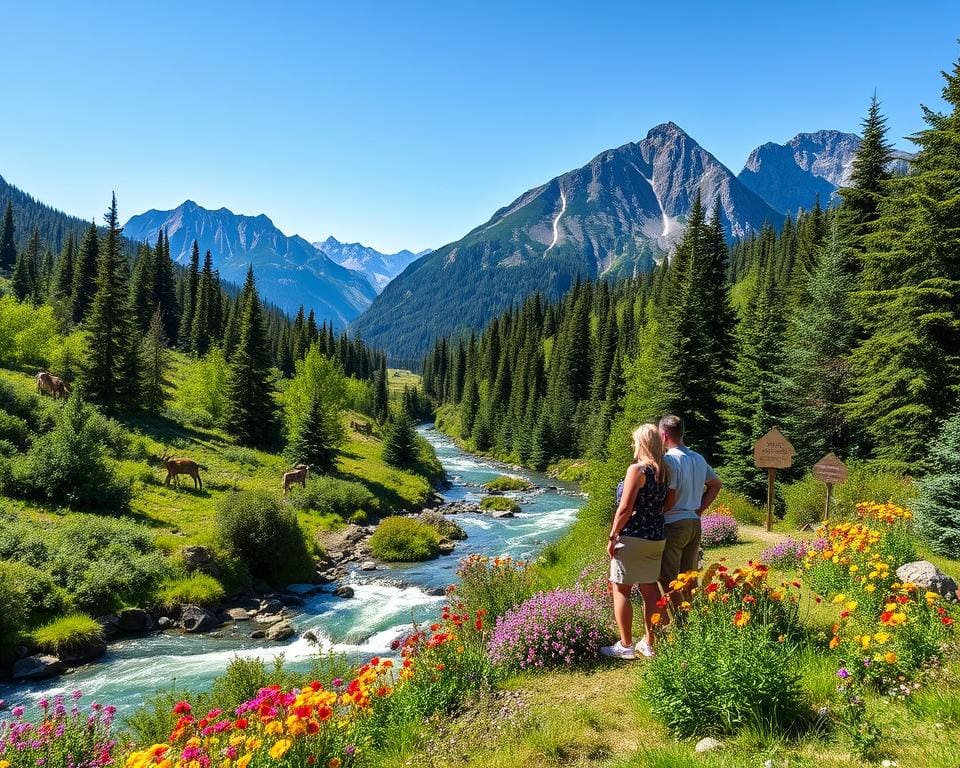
[700,514,739,548]
[837,667,850,679]
[11,706,24,718]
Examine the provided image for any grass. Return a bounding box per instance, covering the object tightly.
[368,516,441,561]
[480,496,521,514]
[32,613,104,655]
[156,573,226,608]
[484,475,533,492]
[387,368,421,395]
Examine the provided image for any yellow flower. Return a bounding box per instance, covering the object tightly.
[884,651,898,664]
[0,761,10,768]
[269,739,292,760]
[237,754,253,768]
[651,612,662,625]
[926,591,940,605]
[859,635,871,649]
[680,601,692,611]
[864,584,876,594]
[849,564,859,573]
[873,631,890,644]
[846,601,858,612]
[265,720,284,736]
[832,594,846,604]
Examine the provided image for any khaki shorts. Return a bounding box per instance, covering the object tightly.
[659,518,702,588]
[610,536,666,585]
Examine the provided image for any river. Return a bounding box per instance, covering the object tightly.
[3,426,584,711]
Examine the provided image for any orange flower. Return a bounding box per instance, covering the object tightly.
[733,610,750,628]
[651,613,662,625]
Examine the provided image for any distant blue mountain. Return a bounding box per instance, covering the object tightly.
[314,236,429,294]
[124,201,376,327]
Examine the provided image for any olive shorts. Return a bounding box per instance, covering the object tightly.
[610,535,666,585]
[659,517,702,588]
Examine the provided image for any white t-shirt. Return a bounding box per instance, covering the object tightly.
[664,445,718,524]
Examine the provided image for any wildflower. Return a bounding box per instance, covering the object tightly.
[173,700,192,715]
[651,612,661,625]
[884,652,898,664]
[733,610,750,628]
[837,667,850,679]
[329,760,342,768]
[269,739,292,759]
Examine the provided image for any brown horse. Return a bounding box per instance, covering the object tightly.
[36,371,71,400]
[161,454,203,489]
[282,464,309,494]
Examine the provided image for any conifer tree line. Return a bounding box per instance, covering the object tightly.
[1,193,387,449]
[425,54,960,500]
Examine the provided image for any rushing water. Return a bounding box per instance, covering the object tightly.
[3,426,584,711]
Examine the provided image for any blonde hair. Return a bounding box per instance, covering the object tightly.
[632,423,667,483]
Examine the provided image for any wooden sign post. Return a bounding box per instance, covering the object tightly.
[753,427,795,532]
[812,452,848,522]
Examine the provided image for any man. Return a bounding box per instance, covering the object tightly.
[659,414,722,599]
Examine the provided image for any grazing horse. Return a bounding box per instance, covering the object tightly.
[282,464,309,495]
[161,454,203,489]
[36,371,71,400]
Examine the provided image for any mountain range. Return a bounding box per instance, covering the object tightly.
[123,202,378,327]
[314,236,429,293]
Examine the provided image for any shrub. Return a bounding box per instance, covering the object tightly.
[418,510,466,542]
[483,475,533,492]
[0,562,28,653]
[479,495,520,514]
[45,329,89,383]
[156,573,225,608]
[0,409,30,450]
[456,554,534,620]
[53,546,169,615]
[172,347,230,425]
[368,517,440,562]
[382,411,419,468]
[487,588,606,672]
[17,393,131,511]
[216,490,315,586]
[700,513,738,547]
[711,489,764,526]
[0,694,121,768]
[286,475,378,519]
[645,564,806,738]
[32,613,104,656]
[0,559,69,627]
[0,295,62,367]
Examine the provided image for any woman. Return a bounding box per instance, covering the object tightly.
[600,423,673,659]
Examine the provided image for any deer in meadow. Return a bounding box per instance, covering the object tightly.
[161,453,203,490]
[282,464,309,495]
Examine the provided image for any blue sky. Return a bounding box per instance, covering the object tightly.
[2,1,958,253]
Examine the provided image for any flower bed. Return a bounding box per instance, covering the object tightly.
[700,513,738,548]
[487,588,606,672]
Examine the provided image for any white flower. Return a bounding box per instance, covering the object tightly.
[764,761,774,768]
[880,760,898,768]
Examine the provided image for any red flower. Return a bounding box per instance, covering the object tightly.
[306,721,320,735]
[173,701,192,715]
[475,619,483,631]
[656,596,670,608]
[943,616,955,627]
[234,718,248,730]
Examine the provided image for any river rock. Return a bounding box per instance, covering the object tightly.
[180,605,220,633]
[489,509,515,519]
[227,608,253,621]
[250,629,267,639]
[97,614,121,638]
[259,598,284,614]
[181,545,221,578]
[303,629,321,644]
[360,560,377,571]
[333,585,355,599]
[254,613,284,626]
[286,583,321,596]
[118,608,154,634]
[437,501,482,515]
[438,541,456,554]
[59,637,107,665]
[14,645,30,659]
[12,654,66,681]
[695,737,723,753]
[157,616,174,630]
[419,510,468,541]
[266,621,295,641]
[896,561,959,602]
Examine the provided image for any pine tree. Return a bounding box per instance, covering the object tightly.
[285,394,340,471]
[71,222,99,322]
[178,241,200,349]
[372,356,389,423]
[779,222,856,467]
[153,231,181,344]
[848,55,960,470]
[912,411,960,555]
[140,307,171,414]
[81,194,139,411]
[382,410,419,468]
[225,266,279,447]
[52,231,76,310]
[222,294,241,360]
[0,201,15,273]
[11,228,39,302]
[191,250,216,355]
[130,243,157,332]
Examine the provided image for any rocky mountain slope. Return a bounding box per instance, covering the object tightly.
[314,236,428,293]
[124,202,376,327]
[738,130,913,215]
[353,122,784,360]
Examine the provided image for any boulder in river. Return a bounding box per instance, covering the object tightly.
[259,598,284,614]
[13,654,66,681]
[286,583,321,596]
[254,613,285,626]
[489,508,516,519]
[118,608,154,634]
[227,608,253,621]
[334,585,355,599]
[266,621,295,641]
[59,637,107,665]
[97,614,122,638]
[180,605,220,633]
[157,616,174,630]
[360,560,377,571]
[438,541,456,554]
[418,510,467,541]
[250,629,267,640]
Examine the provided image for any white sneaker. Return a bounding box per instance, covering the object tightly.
[635,638,655,657]
[600,641,636,660]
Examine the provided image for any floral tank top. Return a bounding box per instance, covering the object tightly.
[618,464,667,541]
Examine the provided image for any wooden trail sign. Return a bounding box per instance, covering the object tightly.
[753,428,795,532]
[812,452,848,522]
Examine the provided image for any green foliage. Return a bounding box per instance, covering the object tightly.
[455,554,535,620]
[913,412,960,555]
[32,613,104,655]
[483,475,532,492]
[286,475,378,519]
[0,560,28,652]
[0,559,69,627]
[282,344,346,470]
[712,489,765,526]
[46,329,89,383]
[15,393,131,510]
[156,573,225,608]
[382,410,419,468]
[0,294,63,367]
[368,516,440,561]
[215,490,314,586]
[140,307,171,414]
[173,347,230,426]
[479,495,520,513]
